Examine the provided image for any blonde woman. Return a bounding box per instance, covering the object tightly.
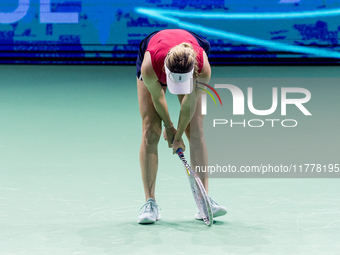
[136,29,227,224]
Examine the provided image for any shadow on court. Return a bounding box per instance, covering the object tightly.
[77,220,271,254]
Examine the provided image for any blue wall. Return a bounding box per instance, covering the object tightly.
[1,0,340,64]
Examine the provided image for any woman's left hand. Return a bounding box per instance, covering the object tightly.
[172,138,186,155]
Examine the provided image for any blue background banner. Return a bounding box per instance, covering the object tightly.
[1,0,340,64]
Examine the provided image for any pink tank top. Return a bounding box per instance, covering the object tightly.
[146,29,204,84]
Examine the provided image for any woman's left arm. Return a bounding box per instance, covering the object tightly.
[172,52,211,153]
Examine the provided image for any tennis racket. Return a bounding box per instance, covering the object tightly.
[176,148,213,226]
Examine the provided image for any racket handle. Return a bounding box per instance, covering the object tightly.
[176,148,183,154]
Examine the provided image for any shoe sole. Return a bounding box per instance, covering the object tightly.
[138,215,161,224]
[195,209,227,220]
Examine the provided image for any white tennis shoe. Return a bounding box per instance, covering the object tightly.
[138,198,161,224]
[195,197,227,220]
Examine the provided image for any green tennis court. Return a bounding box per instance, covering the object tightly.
[1,65,339,255]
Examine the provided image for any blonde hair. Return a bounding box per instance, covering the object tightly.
[165,43,199,77]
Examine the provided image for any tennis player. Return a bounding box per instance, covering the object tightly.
[136,29,227,224]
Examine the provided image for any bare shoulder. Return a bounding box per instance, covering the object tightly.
[141,51,158,81]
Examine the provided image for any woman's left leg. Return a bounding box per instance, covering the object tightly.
[177,94,227,219]
[177,94,209,192]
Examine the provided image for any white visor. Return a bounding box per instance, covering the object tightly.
[165,63,194,95]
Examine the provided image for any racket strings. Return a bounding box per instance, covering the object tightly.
[191,179,209,221]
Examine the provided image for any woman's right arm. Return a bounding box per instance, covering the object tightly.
[141,52,175,145]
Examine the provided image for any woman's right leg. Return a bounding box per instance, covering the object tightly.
[137,78,164,202]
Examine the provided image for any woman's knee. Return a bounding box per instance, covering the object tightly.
[189,127,204,141]
[142,120,162,146]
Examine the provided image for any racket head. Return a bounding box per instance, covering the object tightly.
[176,148,213,226]
[188,173,213,226]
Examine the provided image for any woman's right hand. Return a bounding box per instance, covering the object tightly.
[163,126,176,148]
